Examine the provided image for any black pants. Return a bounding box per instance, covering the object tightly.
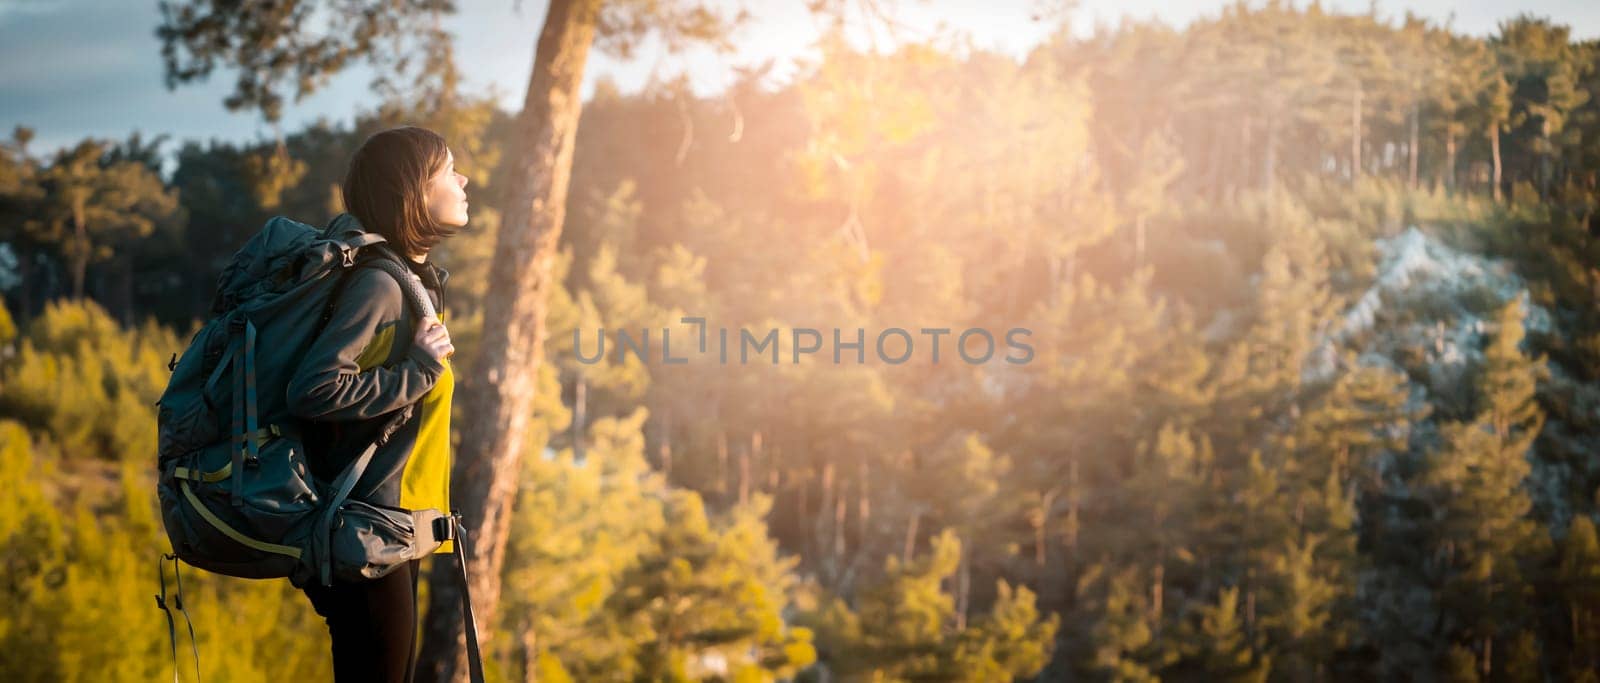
[303,559,422,682]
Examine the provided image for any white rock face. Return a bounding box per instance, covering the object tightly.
[1307,226,1554,388]
[1342,226,1550,334]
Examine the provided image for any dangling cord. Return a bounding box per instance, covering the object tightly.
[172,555,200,681]
[155,554,179,683]
[155,554,202,682]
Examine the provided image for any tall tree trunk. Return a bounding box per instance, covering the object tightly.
[119,253,135,325]
[857,459,870,547]
[572,372,587,463]
[657,412,672,477]
[954,538,970,631]
[798,468,810,553]
[739,445,751,505]
[17,244,34,322]
[753,430,768,489]
[819,461,835,568]
[1238,116,1252,197]
[1408,104,1420,190]
[1208,121,1224,199]
[1034,487,1058,567]
[1572,603,1581,668]
[1481,635,1492,680]
[1263,115,1278,194]
[1151,561,1165,637]
[1245,570,1258,658]
[70,209,88,300]
[1445,129,1458,193]
[1351,85,1363,182]
[903,508,921,563]
[1490,121,1503,202]
[416,1,600,680]
[69,252,87,301]
[1540,120,1554,201]
[833,479,847,561]
[521,623,538,683]
[1065,457,1080,553]
[715,430,728,495]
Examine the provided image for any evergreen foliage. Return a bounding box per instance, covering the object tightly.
[4,3,1600,679]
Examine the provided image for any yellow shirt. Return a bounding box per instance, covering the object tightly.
[402,354,453,553]
[352,317,455,554]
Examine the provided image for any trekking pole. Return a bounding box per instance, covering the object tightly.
[434,512,485,683]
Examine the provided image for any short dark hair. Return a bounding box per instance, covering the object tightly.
[341,126,456,256]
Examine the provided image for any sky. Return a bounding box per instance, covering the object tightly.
[2,0,1599,161]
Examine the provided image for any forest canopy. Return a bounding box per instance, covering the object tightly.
[2,2,1600,681]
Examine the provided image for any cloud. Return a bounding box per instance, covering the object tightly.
[0,0,372,158]
[0,0,155,88]
[0,0,72,24]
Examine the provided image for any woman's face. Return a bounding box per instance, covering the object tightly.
[425,149,469,229]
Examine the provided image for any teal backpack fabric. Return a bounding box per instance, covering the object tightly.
[155,214,445,589]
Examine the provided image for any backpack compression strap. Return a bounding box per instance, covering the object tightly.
[228,319,260,508]
[311,401,417,586]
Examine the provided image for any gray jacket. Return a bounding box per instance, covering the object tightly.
[285,220,450,505]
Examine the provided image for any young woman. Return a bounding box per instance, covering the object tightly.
[285,125,468,682]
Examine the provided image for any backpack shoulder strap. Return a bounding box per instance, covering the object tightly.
[364,245,438,321]
[340,232,386,249]
[312,246,437,340]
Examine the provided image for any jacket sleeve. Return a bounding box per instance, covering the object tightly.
[286,267,446,421]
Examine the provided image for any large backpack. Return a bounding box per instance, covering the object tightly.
[155,214,445,587]
[153,214,487,683]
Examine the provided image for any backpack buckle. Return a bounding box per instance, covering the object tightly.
[341,247,358,268]
[432,515,456,543]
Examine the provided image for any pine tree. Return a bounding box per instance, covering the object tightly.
[1444,645,1481,682]
[35,140,178,300]
[1258,535,1339,679]
[602,492,816,682]
[1477,297,1549,447]
[1411,298,1550,679]
[1494,16,1594,199]
[1275,360,1418,673]
[802,530,1056,681]
[1501,630,1541,683]
[1069,564,1160,682]
[498,410,666,680]
[0,420,69,676]
[1427,31,1490,193]
[951,580,1059,682]
[0,299,181,461]
[1175,587,1270,683]
[1422,419,1541,677]
[0,128,46,319]
[1206,219,1337,455]
[1288,360,1419,496]
[1558,516,1600,678]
